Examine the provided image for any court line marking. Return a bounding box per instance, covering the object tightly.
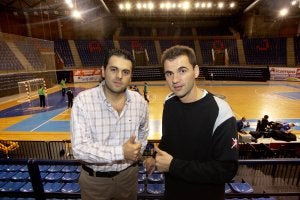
[30,109,69,132]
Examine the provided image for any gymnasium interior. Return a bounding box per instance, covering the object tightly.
[0,0,300,199]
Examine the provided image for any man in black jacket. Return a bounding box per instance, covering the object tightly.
[144,45,238,200]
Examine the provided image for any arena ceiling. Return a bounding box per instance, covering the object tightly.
[0,0,299,27]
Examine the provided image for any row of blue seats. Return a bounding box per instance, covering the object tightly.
[0,181,80,193]
[2,157,299,199]
[0,165,80,173]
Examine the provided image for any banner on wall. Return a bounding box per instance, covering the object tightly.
[269,67,300,81]
[73,69,102,83]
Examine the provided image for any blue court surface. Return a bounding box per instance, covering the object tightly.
[1,87,84,132]
[0,87,84,118]
[276,92,300,100]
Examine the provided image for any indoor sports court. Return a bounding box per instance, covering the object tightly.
[1,80,300,141]
[0,0,300,199]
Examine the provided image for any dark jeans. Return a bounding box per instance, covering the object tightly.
[39,95,46,107]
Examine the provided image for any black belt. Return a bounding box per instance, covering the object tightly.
[82,164,134,178]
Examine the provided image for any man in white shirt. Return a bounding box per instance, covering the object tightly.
[71,49,149,200]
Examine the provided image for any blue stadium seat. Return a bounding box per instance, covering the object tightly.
[0,172,17,180]
[19,182,33,192]
[147,173,164,182]
[0,165,9,171]
[47,165,64,172]
[138,173,146,182]
[0,181,26,191]
[146,183,165,194]
[0,181,7,187]
[19,165,28,172]
[40,172,49,179]
[137,183,145,194]
[229,182,254,193]
[44,172,64,181]
[39,165,50,172]
[61,165,78,173]
[61,182,80,193]
[11,172,30,181]
[6,165,24,172]
[43,182,64,192]
[61,173,80,182]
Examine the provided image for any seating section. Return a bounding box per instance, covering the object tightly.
[200,66,269,81]
[294,36,300,66]
[199,39,239,65]
[0,163,30,194]
[33,39,54,52]
[54,39,75,67]
[138,164,165,197]
[1,158,299,199]
[132,67,164,81]
[14,40,44,70]
[159,39,195,52]
[41,164,80,193]
[75,40,115,66]
[0,160,81,199]
[119,40,158,64]
[0,41,24,71]
[243,38,287,65]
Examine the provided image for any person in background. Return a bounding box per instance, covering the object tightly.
[66,88,74,108]
[133,85,141,94]
[144,45,238,200]
[38,85,46,108]
[259,115,270,132]
[280,122,295,134]
[71,49,149,200]
[143,82,150,103]
[237,117,250,133]
[60,78,67,96]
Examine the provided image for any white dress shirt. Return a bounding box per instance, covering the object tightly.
[71,81,149,172]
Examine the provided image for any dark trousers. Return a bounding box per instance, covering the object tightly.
[39,95,46,107]
[68,98,73,108]
[144,92,149,102]
[62,88,66,96]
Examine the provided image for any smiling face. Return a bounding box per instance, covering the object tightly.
[102,55,132,95]
[163,55,199,103]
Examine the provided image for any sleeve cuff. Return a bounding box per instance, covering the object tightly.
[114,146,124,161]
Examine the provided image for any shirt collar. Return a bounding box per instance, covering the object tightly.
[99,80,131,104]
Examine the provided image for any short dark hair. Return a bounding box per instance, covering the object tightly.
[161,45,197,67]
[103,48,135,69]
[264,115,269,119]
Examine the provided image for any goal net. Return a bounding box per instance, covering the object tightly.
[18,78,46,102]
